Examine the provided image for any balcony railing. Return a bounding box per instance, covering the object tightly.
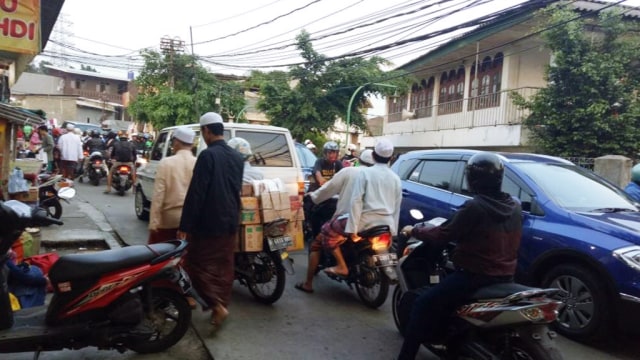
[64,89,123,104]
[387,87,539,130]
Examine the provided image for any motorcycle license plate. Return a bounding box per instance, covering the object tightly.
[267,236,293,251]
[373,253,398,267]
[177,266,192,293]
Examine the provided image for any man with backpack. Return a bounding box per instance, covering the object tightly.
[105,131,137,194]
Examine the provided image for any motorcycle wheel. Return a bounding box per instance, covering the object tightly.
[127,289,192,354]
[43,199,63,219]
[246,251,286,305]
[391,286,405,335]
[495,336,564,360]
[355,253,390,309]
[135,186,150,220]
[90,173,100,186]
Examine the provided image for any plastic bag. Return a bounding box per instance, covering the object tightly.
[8,167,29,194]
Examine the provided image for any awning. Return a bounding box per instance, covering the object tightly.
[0,102,45,126]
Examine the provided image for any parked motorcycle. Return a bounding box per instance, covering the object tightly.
[37,174,76,219]
[392,213,564,359]
[235,218,293,304]
[86,151,108,186]
[317,222,398,309]
[111,164,133,196]
[0,200,204,358]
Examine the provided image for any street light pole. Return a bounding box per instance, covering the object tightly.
[345,82,397,148]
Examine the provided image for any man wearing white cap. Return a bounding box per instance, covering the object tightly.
[56,123,84,180]
[148,126,197,245]
[179,112,244,330]
[295,149,374,293]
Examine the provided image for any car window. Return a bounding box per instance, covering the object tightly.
[513,163,636,212]
[408,161,424,182]
[396,158,420,180]
[235,130,292,167]
[416,160,456,190]
[150,132,169,161]
[296,144,317,168]
[167,130,202,157]
[502,176,533,212]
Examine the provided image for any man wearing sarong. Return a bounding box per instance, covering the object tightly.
[178,112,244,329]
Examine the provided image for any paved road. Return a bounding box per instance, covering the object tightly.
[74,181,639,360]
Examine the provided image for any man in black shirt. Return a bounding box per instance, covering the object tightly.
[105,132,137,193]
[179,112,244,330]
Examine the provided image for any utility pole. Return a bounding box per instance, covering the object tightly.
[189,27,198,116]
[160,37,185,93]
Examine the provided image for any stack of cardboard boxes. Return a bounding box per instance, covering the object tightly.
[237,183,305,253]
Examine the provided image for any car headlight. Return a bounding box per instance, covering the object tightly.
[613,246,640,271]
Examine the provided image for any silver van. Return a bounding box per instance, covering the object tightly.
[134,122,304,220]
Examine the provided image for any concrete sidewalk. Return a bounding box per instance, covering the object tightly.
[8,196,213,360]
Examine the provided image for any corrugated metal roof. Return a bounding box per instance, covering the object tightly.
[0,103,45,126]
[572,0,640,18]
[44,65,130,82]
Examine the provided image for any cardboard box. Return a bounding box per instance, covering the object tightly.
[286,220,306,252]
[239,224,263,252]
[241,196,259,210]
[260,191,292,223]
[289,195,305,221]
[240,209,261,225]
[241,183,254,196]
[9,187,38,203]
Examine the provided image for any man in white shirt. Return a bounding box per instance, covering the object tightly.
[56,124,84,180]
[295,149,375,294]
[148,126,197,244]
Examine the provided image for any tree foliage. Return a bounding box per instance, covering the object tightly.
[129,49,245,130]
[512,6,640,158]
[251,31,411,142]
[80,64,97,72]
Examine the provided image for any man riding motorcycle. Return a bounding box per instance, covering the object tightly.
[105,131,137,194]
[80,130,108,181]
[304,141,344,241]
[396,152,522,360]
[296,149,374,293]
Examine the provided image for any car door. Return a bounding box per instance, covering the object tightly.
[137,130,170,199]
[399,156,460,227]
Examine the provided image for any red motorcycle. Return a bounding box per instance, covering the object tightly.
[0,200,203,358]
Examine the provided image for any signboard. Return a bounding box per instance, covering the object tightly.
[0,0,41,54]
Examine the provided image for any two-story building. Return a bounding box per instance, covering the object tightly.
[361,0,639,153]
[11,65,132,130]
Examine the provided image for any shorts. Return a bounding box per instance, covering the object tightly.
[310,216,348,252]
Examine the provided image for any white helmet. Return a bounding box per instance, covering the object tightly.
[306,143,316,150]
[304,139,312,145]
[228,137,252,158]
[347,143,357,152]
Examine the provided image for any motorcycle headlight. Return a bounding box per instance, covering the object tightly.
[613,246,640,271]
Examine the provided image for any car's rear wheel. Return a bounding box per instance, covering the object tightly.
[135,185,150,220]
[542,264,610,341]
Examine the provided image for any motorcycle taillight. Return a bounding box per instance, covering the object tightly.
[118,166,130,174]
[521,301,560,323]
[371,233,392,251]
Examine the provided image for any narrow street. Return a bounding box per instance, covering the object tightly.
[75,181,639,360]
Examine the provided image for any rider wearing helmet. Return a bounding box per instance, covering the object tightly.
[105,132,137,193]
[80,130,107,181]
[228,137,263,183]
[341,143,358,164]
[397,152,522,360]
[624,164,640,202]
[309,141,343,192]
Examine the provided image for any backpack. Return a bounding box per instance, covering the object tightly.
[114,141,135,162]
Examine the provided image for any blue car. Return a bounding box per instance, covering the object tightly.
[391,149,640,341]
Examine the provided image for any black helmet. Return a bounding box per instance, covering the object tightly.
[466,152,504,194]
[106,130,117,140]
[90,130,99,138]
[323,141,339,155]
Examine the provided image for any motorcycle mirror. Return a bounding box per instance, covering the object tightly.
[58,187,76,200]
[409,209,424,221]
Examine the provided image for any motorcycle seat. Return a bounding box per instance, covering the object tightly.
[470,282,539,300]
[49,242,177,282]
[38,173,52,182]
[358,225,391,237]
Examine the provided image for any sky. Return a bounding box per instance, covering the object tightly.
[42,0,640,116]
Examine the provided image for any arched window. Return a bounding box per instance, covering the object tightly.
[468,52,504,110]
[409,77,434,118]
[438,68,464,115]
[388,91,408,123]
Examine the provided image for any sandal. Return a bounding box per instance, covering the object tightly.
[294,282,313,294]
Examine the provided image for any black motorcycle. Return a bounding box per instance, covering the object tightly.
[86,151,108,186]
[235,219,294,304]
[111,164,133,196]
[37,174,76,219]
